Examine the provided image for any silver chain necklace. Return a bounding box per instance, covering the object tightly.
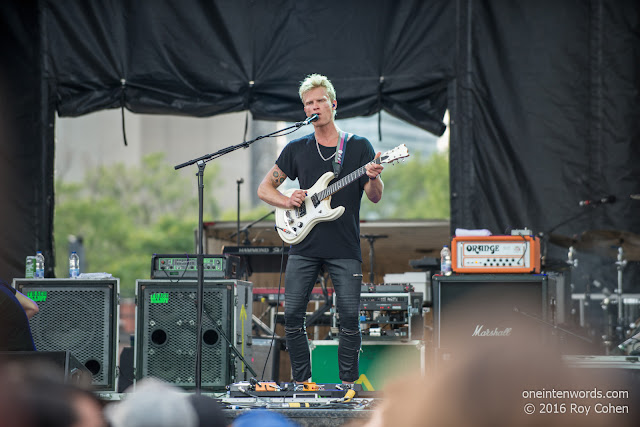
[316,138,336,162]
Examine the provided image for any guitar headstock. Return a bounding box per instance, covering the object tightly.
[380,144,410,164]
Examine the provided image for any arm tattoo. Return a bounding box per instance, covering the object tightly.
[271,169,286,185]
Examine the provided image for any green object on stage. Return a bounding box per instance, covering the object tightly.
[310,340,423,391]
[25,256,36,278]
[27,291,47,302]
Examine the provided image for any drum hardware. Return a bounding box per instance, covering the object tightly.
[547,233,579,251]
[614,247,628,344]
[567,246,578,269]
[537,201,597,270]
[578,230,640,261]
[600,294,620,355]
[546,228,640,353]
[360,234,388,284]
[574,278,608,331]
[544,229,640,261]
[512,307,592,347]
[540,247,578,327]
[564,246,578,327]
[571,291,640,354]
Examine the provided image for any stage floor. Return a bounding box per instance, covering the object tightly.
[97,390,379,427]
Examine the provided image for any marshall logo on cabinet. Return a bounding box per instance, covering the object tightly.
[471,325,513,337]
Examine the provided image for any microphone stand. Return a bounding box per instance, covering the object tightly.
[513,307,593,344]
[538,202,622,351]
[228,210,276,245]
[538,199,614,264]
[538,211,586,266]
[174,120,310,394]
[236,178,244,248]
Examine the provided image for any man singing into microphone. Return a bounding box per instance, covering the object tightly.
[257,74,384,384]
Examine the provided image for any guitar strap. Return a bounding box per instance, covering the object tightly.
[333,131,352,177]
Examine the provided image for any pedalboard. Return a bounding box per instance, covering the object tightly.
[451,235,541,273]
[227,381,363,398]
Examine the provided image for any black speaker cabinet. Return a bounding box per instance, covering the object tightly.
[0,351,93,386]
[12,279,119,391]
[135,280,252,391]
[432,274,553,371]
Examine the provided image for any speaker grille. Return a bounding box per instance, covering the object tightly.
[137,282,232,389]
[13,279,118,390]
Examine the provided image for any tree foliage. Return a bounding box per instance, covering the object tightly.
[54,153,222,297]
[361,149,450,220]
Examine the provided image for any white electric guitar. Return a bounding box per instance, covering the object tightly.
[275,144,409,244]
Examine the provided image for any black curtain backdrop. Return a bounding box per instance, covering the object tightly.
[0,0,54,283]
[0,0,638,293]
[450,0,640,292]
[50,0,452,132]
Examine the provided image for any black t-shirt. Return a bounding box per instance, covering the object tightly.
[276,132,375,261]
[0,281,36,351]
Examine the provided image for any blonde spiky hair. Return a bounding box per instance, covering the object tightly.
[298,74,336,103]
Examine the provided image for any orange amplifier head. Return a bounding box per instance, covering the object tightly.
[451,235,541,274]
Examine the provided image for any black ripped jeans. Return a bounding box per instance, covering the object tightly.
[284,255,362,382]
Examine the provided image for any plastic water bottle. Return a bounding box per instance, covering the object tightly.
[69,251,80,278]
[35,251,45,279]
[440,245,452,276]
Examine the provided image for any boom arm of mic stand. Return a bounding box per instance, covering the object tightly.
[229,210,276,240]
[203,305,258,378]
[539,208,593,262]
[174,124,301,171]
[513,307,593,343]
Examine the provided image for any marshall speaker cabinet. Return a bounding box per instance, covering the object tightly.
[432,274,553,372]
[135,279,252,391]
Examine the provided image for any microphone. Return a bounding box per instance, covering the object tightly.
[617,331,640,351]
[578,195,616,207]
[296,114,319,127]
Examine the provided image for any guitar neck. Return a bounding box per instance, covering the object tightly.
[315,158,381,200]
